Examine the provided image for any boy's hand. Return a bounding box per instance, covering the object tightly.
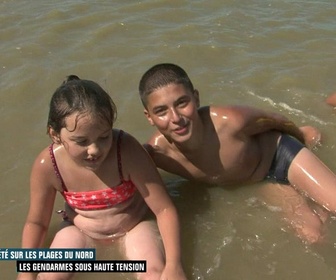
[299,126,322,149]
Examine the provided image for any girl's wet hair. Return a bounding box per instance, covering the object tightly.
[62,75,81,84]
[48,75,117,134]
[138,63,194,108]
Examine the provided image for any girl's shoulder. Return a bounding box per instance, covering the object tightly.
[112,128,148,164]
[113,128,141,148]
[31,144,62,191]
[33,145,54,171]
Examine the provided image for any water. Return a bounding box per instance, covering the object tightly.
[1,0,336,279]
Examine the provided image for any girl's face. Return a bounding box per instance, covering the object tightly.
[57,112,113,170]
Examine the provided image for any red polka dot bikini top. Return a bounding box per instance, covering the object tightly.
[49,130,137,210]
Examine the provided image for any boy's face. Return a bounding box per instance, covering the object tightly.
[144,83,199,143]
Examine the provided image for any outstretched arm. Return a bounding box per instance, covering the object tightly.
[228,105,305,142]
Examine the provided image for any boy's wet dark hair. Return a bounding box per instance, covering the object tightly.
[138,63,194,108]
[48,75,117,134]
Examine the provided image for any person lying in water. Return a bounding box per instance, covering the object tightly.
[138,63,336,244]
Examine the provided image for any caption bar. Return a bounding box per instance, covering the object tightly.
[17,261,146,273]
[0,248,95,261]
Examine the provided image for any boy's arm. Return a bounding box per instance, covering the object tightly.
[229,105,305,143]
[298,125,322,149]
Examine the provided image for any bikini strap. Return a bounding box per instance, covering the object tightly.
[49,144,67,192]
[117,130,125,181]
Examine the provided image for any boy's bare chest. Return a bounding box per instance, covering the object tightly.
[171,139,262,185]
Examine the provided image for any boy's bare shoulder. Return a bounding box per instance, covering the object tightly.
[208,104,252,116]
[203,105,249,130]
[146,132,170,154]
[199,104,246,117]
[143,132,176,169]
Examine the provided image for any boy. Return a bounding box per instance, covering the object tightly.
[138,63,336,243]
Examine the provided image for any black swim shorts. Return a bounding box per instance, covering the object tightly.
[265,134,305,184]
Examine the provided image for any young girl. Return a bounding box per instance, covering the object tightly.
[17,75,187,280]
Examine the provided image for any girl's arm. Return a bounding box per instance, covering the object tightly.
[123,133,187,280]
[22,151,57,247]
[17,150,57,280]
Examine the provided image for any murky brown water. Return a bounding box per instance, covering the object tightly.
[1,0,336,279]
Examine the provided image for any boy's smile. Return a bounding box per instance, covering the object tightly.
[144,83,199,143]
